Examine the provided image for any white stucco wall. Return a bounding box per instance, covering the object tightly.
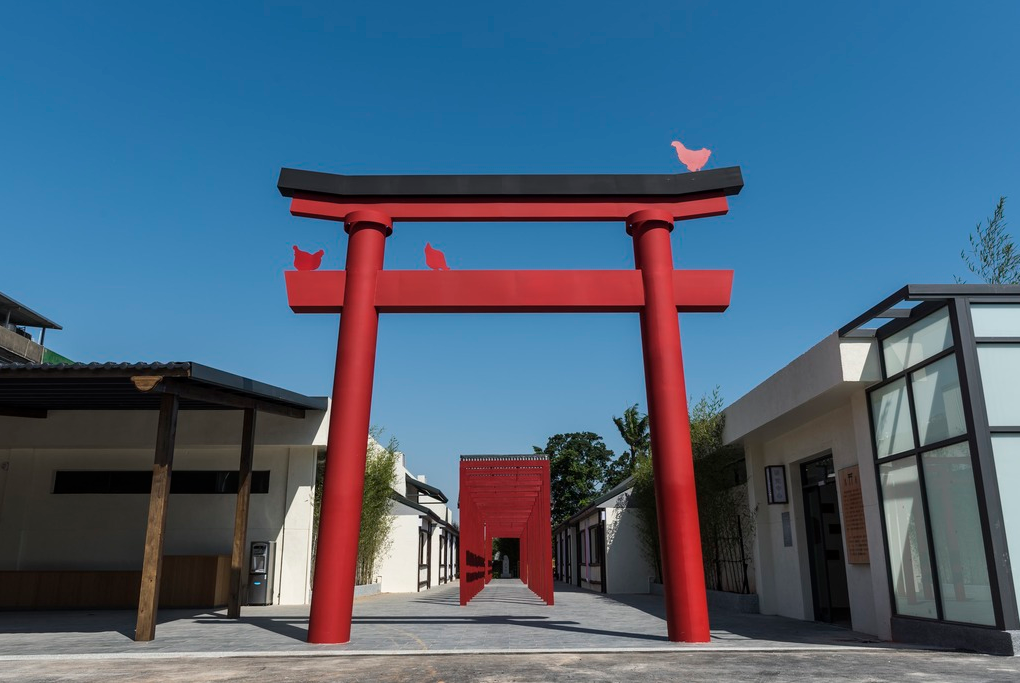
[725,330,891,638]
[605,502,655,593]
[374,503,424,593]
[742,397,890,639]
[0,408,324,605]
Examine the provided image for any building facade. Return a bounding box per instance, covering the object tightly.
[553,477,657,595]
[0,363,457,610]
[0,399,325,607]
[724,285,1020,654]
[374,469,459,593]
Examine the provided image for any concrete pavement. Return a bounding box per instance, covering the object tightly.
[4,580,1018,682]
[3,651,1020,682]
[0,580,896,658]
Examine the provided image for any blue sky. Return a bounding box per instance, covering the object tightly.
[3,2,1018,507]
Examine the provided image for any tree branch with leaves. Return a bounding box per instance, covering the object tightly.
[959,196,1018,284]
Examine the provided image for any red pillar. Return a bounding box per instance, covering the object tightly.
[459,497,471,605]
[485,523,492,584]
[519,527,529,585]
[628,209,711,643]
[542,460,554,605]
[307,210,392,644]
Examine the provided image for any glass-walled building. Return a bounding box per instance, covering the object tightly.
[724,285,1020,655]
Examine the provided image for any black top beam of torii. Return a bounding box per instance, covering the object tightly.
[277,166,744,201]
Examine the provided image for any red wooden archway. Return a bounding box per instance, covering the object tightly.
[279,166,743,644]
[459,455,553,606]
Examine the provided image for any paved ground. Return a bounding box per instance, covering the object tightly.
[4,651,1020,682]
[3,580,1019,681]
[0,580,892,657]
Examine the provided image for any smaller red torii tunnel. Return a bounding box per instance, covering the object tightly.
[459,455,553,606]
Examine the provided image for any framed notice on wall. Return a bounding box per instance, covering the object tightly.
[765,465,788,504]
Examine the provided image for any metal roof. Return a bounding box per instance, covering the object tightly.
[278,167,744,201]
[390,491,457,532]
[0,361,327,414]
[554,475,636,532]
[838,284,1020,338]
[405,473,449,503]
[0,291,62,330]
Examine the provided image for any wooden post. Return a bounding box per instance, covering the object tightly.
[228,407,257,619]
[134,392,179,642]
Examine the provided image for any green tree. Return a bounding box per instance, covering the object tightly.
[356,437,400,585]
[629,451,661,582]
[312,428,399,585]
[605,403,650,488]
[630,388,753,592]
[960,196,1019,284]
[534,432,615,526]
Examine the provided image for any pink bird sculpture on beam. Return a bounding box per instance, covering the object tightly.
[293,245,324,271]
[671,140,712,172]
[425,242,450,271]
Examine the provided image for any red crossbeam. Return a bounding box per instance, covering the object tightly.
[286,270,732,314]
[290,194,729,223]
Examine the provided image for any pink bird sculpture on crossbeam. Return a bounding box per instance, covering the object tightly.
[425,242,450,271]
[671,140,712,172]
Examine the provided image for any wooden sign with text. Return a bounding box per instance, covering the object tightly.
[839,465,870,564]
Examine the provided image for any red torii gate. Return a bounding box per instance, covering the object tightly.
[278,166,743,645]
[459,455,553,606]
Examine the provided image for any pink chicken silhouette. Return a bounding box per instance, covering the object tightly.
[424,242,450,271]
[293,245,324,271]
[671,140,712,172]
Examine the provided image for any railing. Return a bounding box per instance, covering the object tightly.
[705,515,753,594]
[0,325,44,363]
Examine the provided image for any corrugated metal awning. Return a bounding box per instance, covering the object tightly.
[0,361,326,416]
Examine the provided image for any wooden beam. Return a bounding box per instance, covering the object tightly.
[286,269,733,315]
[228,408,257,619]
[134,392,179,642]
[288,194,731,223]
[145,379,305,419]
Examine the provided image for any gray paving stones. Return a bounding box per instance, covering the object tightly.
[0,580,912,660]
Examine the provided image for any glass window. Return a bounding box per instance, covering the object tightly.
[977,344,1020,426]
[880,457,938,619]
[921,443,996,625]
[871,378,916,457]
[883,307,953,375]
[991,434,1020,620]
[971,303,1020,338]
[911,355,967,446]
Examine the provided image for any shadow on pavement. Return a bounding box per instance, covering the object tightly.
[603,591,885,646]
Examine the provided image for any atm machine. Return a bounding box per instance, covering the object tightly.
[246,540,276,606]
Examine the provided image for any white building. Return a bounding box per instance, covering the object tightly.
[553,476,657,594]
[724,285,1020,655]
[374,466,458,593]
[0,361,456,614]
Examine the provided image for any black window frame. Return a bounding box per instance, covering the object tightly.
[868,299,1019,630]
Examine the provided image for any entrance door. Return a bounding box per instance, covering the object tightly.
[800,455,851,625]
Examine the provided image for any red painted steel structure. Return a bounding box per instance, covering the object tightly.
[280,167,742,645]
[459,456,553,606]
